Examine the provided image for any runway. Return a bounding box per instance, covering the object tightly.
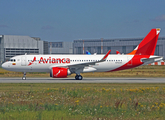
[0,77,165,83]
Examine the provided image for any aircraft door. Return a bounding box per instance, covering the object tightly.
[21,56,26,66]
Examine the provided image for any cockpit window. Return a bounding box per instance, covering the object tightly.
[9,59,16,62]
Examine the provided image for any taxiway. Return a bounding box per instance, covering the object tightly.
[0,77,164,83]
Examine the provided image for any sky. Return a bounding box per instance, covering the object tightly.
[0,0,165,42]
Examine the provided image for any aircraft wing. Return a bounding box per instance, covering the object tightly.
[49,50,111,72]
[141,56,163,65]
[68,50,111,73]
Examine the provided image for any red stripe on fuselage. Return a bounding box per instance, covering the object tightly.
[109,55,150,72]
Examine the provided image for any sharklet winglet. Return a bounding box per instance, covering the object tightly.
[101,50,111,61]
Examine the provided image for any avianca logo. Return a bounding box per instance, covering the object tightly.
[54,70,61,77]
[28,57,36,66]
[28,57,70,66]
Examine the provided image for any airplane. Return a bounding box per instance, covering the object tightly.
[116,50,121,54]
[2,28,163,80]
[86,51,91,55]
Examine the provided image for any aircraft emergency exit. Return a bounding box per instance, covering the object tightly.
[2,28,163,80]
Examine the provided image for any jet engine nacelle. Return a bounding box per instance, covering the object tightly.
[50,67,71,78]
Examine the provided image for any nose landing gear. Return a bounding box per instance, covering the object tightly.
[75,74,83,80]
[22,72,26,80]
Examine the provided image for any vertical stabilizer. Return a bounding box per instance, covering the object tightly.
[128,28,160,55]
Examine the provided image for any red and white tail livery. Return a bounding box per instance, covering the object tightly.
[2,28,163,80]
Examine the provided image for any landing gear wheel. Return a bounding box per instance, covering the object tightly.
[78,75,83,80]
[75,75,83,80]
[22,72,26,80]
[75,75,78,80]
[22,77,26,80]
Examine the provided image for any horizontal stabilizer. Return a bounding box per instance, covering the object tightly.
[141,56,163,65]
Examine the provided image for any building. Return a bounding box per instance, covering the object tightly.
[0,35,48,63]
[73,37,165,59]
[49,42,73,54]
[1,34,164,63]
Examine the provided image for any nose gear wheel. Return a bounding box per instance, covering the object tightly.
[22,72,26,80]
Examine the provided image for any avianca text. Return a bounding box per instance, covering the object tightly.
[39,57,70,64]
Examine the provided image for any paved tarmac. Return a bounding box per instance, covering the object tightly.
[0,77,165,83]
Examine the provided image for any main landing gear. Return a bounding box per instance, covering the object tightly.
[75,74,83,80]
[22,72,26,80]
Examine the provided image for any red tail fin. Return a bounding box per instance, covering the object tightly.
[128,28,160,55]
[116,50,120,54]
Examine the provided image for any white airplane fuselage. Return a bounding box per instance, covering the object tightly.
[2,54,160,73]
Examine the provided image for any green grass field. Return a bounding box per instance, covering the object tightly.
[0,66,165,119]
[0,83,165,120]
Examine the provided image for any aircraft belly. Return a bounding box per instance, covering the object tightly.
[28,64,50,72]
[8,64,50,72]
[93,61,128,72]
[83,67,97,73]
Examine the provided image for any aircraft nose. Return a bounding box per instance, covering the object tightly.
[2,62,7,69]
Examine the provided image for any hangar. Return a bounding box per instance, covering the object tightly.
[1,34,165,64]
[73,37,165,59]
[0,35,48,63]
[48,42,73,54]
